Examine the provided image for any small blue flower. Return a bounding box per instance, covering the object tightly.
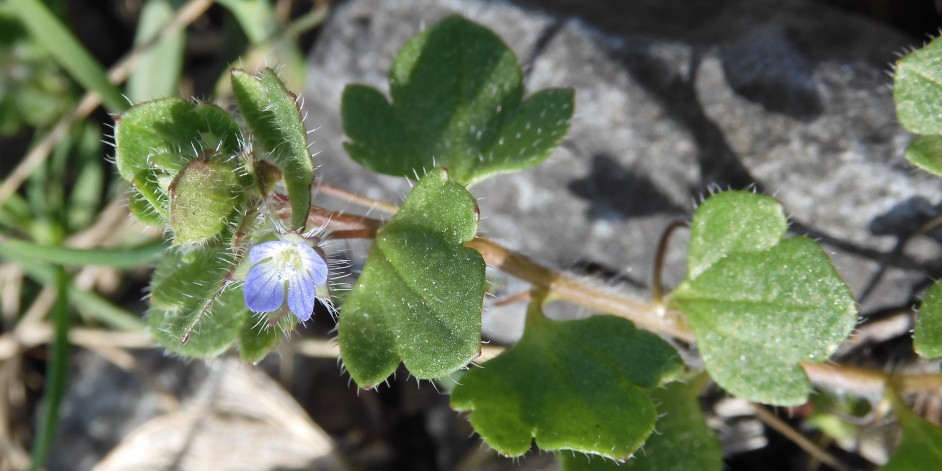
[243,239,328,321]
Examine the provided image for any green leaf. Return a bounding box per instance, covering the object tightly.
[148,246,232,311]
[148,283,249,358]
[128,186,166,226]
[450,303,683,459]
[9,0,126,113]
[338,168,484,387]
[114,98,243,223]
[231,68,314,230]
[880,401,942,470]
[341,15,573,186]
[670,191,857,406]
[559,376,722,471]
[904,135,942,177]
[915,280,942,358]
[687,191,787,280]
[239,313,295,363]
[894,35,942,135]
[126,0,186,102]
[147,245,247,357]
[168,158,243,244]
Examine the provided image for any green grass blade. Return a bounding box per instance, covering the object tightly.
[29,266,70,470]
[0,238,166,268]
[0,247,146,331]
[127,0,186,102]
[9,0,127,112]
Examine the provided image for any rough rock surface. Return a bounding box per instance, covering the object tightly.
[304,0,942,331]
[49,352,343,471]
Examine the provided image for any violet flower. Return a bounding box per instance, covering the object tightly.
[243,239,328,321]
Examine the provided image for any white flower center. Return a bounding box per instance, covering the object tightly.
[274,246,305,280]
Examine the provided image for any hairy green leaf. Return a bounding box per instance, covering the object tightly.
[451,304,683,459]
[338,168,484,387]
[149,247,232,311]
[687,190,787,279]
[168,158,243,244]
[114,98,242,222]
[915,280,942,358]
[670,191,857,406]
[559,377,721,471]
[147,247,246,357]
[149,283,249,358]
[894,35,942,135]
[341,15,573,186]
[231,68,314,230]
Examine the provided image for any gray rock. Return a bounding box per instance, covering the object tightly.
[304,0,942,320]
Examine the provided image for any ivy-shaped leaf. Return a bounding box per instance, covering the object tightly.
[450,302,683,459]
[337,168,484,387]
[894,35,942,135]
[231,67,314,230]
[879,397,942,470]
[915,280,942,358]
[558,376,722,471]
[669,191,857,406]
[341,15,573,186]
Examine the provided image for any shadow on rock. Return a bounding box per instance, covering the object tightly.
[568,153,685,220]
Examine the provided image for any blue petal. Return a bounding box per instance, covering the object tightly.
[248,240,288,264]
[243,261,284,313]
[296,244,329,286]
[286,268,316,321]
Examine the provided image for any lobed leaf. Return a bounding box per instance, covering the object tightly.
[231,68,314,230]
[341,15,573,186]
[686,190,787,280]
[337,168,484,387]
[915,280,942,358]
[558,377,722,471]
[669,191,857,406]
[450,303,684,459]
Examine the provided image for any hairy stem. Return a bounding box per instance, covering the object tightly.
[300,197,942,397]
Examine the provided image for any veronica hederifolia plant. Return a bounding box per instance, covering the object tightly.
[106,13,942,469]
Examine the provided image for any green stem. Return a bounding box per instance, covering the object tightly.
[29,266,70,469]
